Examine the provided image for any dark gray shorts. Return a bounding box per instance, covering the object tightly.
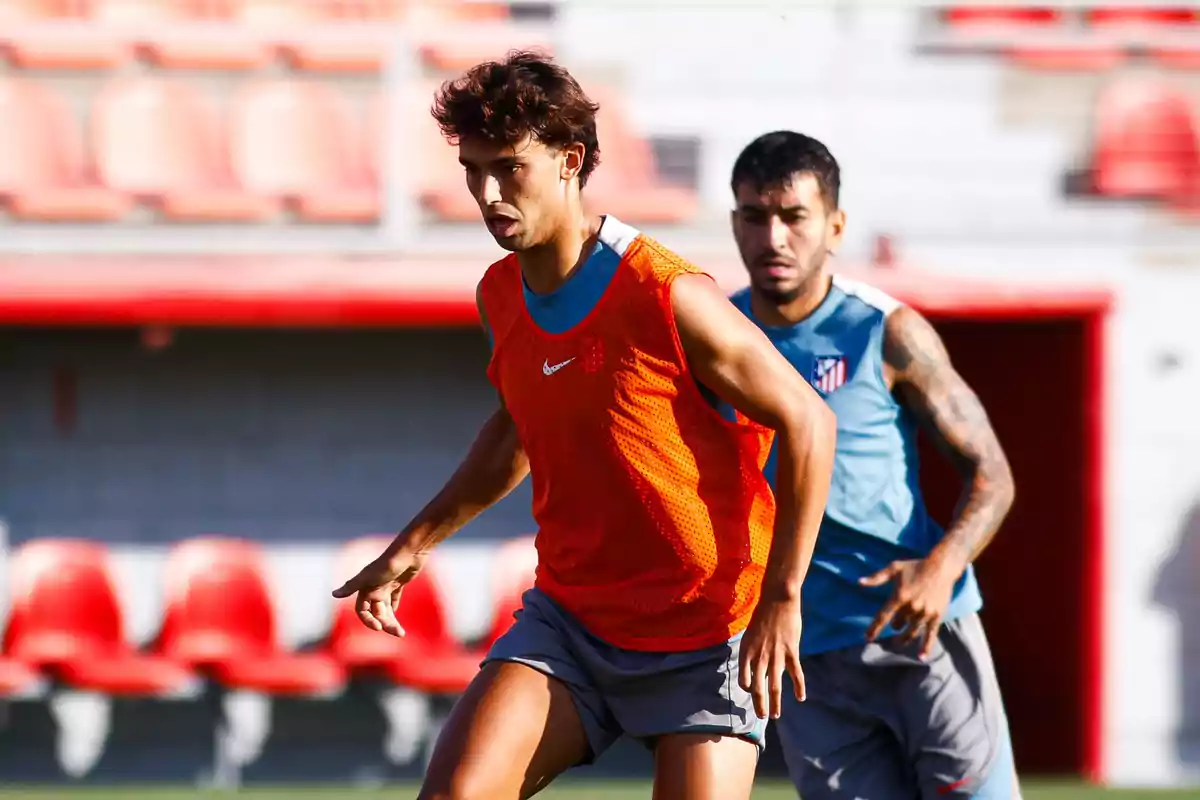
[482,587,767,763]
[775,613,1020,800]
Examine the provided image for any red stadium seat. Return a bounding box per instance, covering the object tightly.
[326,536,480,694]
[93,78,275,222]
[480,535,537,651]
[0,80,130,222]
[155,537,345,696]
[941,6,1063,26]
[1090,80,1200,201]
[4,540,197,696]
[231,80,380,223]
[0,657,44,698]
[1084,7,1200,28]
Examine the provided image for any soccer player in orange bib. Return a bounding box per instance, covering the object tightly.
[333,51,837,799]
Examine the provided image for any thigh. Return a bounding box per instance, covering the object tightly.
[419,661,589,800]
[901,614,1018,800]
[775,671,918,800]
[652,732,759,800]
[604,632,765,749]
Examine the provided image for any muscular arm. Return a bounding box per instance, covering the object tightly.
[384,285,530,558]
[672,273,837,600]
[883,306,1015,571]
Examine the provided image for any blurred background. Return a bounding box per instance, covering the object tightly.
[0,0,1196,796]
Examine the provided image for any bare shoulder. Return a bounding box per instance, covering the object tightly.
[669,272,759,348]
[881,304,954,385]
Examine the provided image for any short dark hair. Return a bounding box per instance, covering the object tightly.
[730,131,840,210]
[431,50,601,187]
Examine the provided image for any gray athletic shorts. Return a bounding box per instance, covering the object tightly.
[775,613,1020,800]
[482,587,767,763]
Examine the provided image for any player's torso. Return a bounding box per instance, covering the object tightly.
[481,217,775,651]
[730,277,981,654]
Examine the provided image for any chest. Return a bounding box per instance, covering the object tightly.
[492,324,679,432]
[768,327,889,421]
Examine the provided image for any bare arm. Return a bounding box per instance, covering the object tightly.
[884,306,1015,572]
[673,273,838,601]
[672,273,836,715]
[383,285,530,559]
[332,285,531,629]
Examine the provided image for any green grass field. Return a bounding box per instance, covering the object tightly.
[0,782,1192,799]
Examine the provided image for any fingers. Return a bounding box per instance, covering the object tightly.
[751,654,769,720]
[768,652,784,720]
[859,562,900,588]
[865,594,902,642]
[356,595,382,631]
[352,588,407,637]
[918,613,943,660]
[370,594,406,637]
[332,573,362,599]
[786,646,806,703]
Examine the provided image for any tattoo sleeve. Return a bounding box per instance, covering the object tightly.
[883,307,1015,569]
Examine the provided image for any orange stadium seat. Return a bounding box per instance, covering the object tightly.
[155,537,346,696]
[412,2,550,74]
[231,80,380,223]
[1006,46,1127,71]
[1089,80,1200,202]
[479,535,537,651]
[4,540,198,696]
[583,87,698,223]
[0,80,130,221]
[326,536,480,694]
[94,79,277,222]
[413,82,476,222]
[100,0,272,70]
[1151,49,1200,70]
[235,0,396,72]
[0,0,129,69]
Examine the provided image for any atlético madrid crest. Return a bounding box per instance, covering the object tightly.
[811,355,849,394]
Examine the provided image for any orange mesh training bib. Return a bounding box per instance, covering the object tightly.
[479,220,776,651]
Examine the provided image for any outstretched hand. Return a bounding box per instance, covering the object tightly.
[861,556,960,658]
[332,550,427,638]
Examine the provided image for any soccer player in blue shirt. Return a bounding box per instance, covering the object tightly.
[725,130,1021,799]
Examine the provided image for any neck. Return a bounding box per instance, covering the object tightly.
[750,269,833,327]
[518,208,602,296]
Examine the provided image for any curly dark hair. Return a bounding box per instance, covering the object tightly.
[431,50,601,187]
[731,131,841,211]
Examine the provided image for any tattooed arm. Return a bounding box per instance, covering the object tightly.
[883,306,1014,566]
[862,305,1014,654]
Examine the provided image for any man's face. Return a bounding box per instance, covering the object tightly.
[730,172,845,305]
[458,134,579,252]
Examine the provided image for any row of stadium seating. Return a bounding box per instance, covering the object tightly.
[0,0,547,72]
[0,77,697,224]
[941,6,1200,28]
[928,6,1200,71]
[0,535,537,700]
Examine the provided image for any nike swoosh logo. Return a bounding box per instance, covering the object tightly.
[542,357,576,376]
